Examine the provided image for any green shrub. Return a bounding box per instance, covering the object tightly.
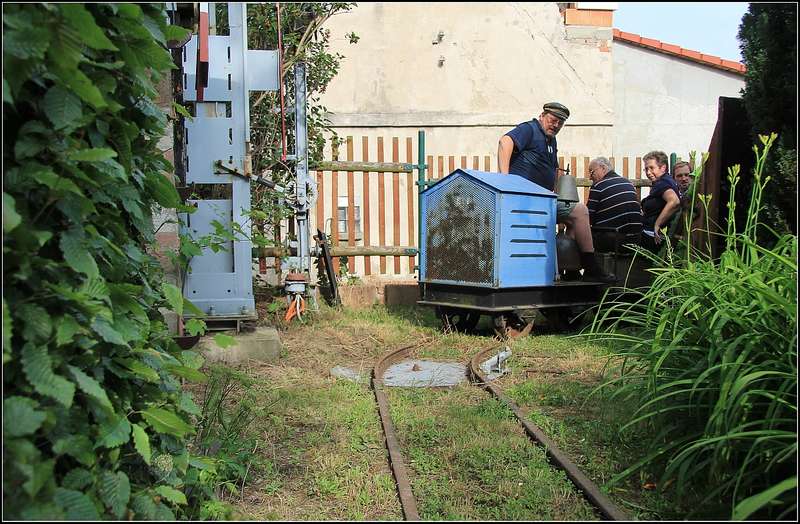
[585,134,797,519]
[2,4,211,519]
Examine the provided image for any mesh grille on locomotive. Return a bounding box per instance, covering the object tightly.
[425,176,496,284]
[420,169,558,288]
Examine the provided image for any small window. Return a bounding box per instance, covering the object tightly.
[337,198,362,241]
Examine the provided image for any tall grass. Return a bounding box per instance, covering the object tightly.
[585,134,797,520]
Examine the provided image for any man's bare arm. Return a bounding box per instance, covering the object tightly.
[497,135,515,174]
[654,188,681,243]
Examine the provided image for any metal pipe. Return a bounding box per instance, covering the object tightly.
[294,63,310,272]
[417,130,425,275]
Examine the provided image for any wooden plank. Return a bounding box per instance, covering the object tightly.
[484,155,490,171]
[576,178,650,187]
[255,245,418,258]
[448,155,455,174]
[392,137,401,274]
[312,160,412,173]
[426,155,433,182]
[622,157,629,181]
[437,155,444,179]
[406,137,415,270]
[316,170,324,235]
[460,155,467,169]
[331,141,340,273]
[472,155,479,169]
[346,136,355,274]
[362,136,371,276]
[583,156,590,203]
[378,137,386,274]
[635,156,642,200]
[610,156,615,170]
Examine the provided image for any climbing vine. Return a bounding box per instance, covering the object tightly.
[3,3,217,519]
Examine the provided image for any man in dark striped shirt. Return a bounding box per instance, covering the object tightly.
[587,157,643,244]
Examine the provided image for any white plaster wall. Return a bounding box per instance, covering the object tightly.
[318,2,615,162]
[613,41,746,160]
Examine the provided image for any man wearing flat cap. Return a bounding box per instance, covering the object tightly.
[498,102,614,282]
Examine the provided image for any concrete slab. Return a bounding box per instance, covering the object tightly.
[198,326,282,365]
[330,365,368,384]
[383,359,467,387]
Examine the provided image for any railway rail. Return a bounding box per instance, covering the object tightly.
[370,344,629,521]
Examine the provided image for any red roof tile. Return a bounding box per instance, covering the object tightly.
[613,29,746,75]
[681,49,703,60]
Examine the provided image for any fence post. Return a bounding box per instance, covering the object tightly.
[406,137,415,273]
[392,137,401,274]
[377,137,386,274]
[331,141,340,273]
[361,136,371,276]
[346,136,355,274]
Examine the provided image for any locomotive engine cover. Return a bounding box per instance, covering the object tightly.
[420,169,557,288]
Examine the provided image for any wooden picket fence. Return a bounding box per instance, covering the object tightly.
[306,135,650,277]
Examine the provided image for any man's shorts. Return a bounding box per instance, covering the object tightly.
[557,200,577,221]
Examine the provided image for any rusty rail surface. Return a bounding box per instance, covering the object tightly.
[372,344,421,521]
[468,346,629,521]
[371,343,629,521]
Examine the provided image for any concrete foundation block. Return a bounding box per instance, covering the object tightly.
[384,283,420,306]
[160,308,179,335]
[198,327,282,365]
[339,284,380,309]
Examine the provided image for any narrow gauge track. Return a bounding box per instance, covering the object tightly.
[371,344,629,521]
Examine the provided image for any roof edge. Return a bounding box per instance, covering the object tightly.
[613,28,746,75]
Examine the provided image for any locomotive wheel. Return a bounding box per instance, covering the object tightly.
[436,307,481,333]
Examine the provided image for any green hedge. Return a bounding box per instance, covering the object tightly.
[3,4,209,519]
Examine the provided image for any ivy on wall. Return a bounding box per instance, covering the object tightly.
[2,3,214,519]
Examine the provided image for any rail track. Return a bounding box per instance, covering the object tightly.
[371,344,629,521]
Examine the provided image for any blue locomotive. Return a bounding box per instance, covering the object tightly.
[417,169,648,335]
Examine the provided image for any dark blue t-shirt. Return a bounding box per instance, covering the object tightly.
[506,119,558,191]
[642,175,680,231]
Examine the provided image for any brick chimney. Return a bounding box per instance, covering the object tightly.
[560,2,617,52]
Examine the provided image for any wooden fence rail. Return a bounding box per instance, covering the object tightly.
[272,135,654,277]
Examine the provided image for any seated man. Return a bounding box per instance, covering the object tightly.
[670,160,702,243]
[497,102,614,282]
[586,156,643,251]
[673,160,693,200]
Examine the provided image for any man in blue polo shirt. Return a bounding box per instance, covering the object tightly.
[498,102,613,283]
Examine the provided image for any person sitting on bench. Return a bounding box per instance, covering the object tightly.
[587,156,643,252]
[639,150,680,253]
